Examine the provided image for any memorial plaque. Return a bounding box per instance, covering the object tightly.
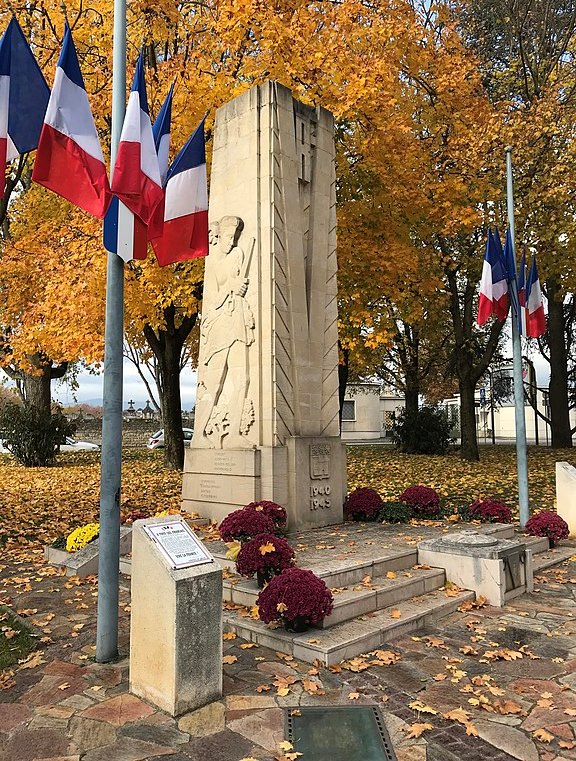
[285,706,396,761]
[144,521,213,570]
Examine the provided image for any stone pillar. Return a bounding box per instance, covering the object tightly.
[129,518,222,716]
[182,81,346,530]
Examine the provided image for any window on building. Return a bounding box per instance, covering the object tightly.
[342,400,356,421]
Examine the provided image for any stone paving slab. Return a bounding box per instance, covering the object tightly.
[0,527,574,761]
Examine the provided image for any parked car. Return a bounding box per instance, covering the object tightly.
[60,436,100,452]
[147,428,194,449]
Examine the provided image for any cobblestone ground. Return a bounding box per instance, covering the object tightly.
[0,545,574,761]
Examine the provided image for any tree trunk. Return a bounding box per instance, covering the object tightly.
[459,375,479,461]
[338,344,349,427]
[404,367,419,417]
[547,278,572,447]
[158,337,185,470]
[23,369,52,415]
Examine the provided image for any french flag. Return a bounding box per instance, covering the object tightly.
[526,255,546,338]
[111,53,163,238]
[477,229,509,325]
[0,17,50,197]
[517,246,527,335]
[32,25,110,218]
[151,118,208,267]
[104,85,173,262]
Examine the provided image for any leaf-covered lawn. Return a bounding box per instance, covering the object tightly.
[348,444,576,516]
[0,450,182,547]
[0,609,37,669]
[0,445,574,547]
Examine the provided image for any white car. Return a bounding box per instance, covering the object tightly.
[147,428,194,449]
[60,436,100,452]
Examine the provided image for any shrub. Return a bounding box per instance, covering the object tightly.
[257,568,333,628]
[525,511,569,544]
[244,501,287,529]
[344,487,383,521]
[378,501,413,524]
[219,507,276,543]
[236,533,295,582]
[0,402,76,467]
[468,499,512,524]
[399,485,441,517]
[66,523,100,552]
[390,405,452,455]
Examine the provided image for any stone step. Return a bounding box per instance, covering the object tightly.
[223,566,446,628]
[223,586,475,665]
[522,535,550,555]
[532,543,575,573]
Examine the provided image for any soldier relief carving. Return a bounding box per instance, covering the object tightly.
[195,216,256,448]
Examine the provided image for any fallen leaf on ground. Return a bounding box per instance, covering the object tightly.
[390,609,401,619]
[222,655,238,664]
[348,692,360,700]
[409,700,438,715]
[533,729,554,743]
[403,722,433,739]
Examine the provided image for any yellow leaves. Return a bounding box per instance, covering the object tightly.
[259,542,275,556]
[223,632,237,641]
[225,541,241,561]
[276,602,288,614]
[390,609,402,619]
[222,655,238,664]
[347,692,360,700]
[240,643,257,650]
[533,728,554,743]
[403,722,433,739]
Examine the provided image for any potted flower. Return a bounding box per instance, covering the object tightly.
[244,501,287,530]
[399,485,441,518]
[468,499,512,524]
[219,507,276,543]
[257,567,333,632]
[236,533,295,587]
[525,511,569,547]
[66,522,100,552]
[344,487,383,521]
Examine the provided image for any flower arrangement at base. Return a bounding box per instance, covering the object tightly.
[257,567,334,631]
[66,523,100,553]
[344,487,383,521]
[468,499,512,524]
[525,511,569,546]
[236,533,295,587]
[399,486,441,517]
[244,501,287,530]
[378,501,413,524]
[219,507,276,543]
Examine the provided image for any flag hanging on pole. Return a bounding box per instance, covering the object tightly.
[517,245,527,335]
[152,82,173,187]
[502,226,520,319]
[0,17,50,197]
[477,229,509,324]
[32,25,111,218]
[111,53,163,237]
[525,254,546,337]
[104,83,172,262]
[151,118,208,267]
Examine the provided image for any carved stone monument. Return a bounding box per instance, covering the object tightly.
[182,81,346,530]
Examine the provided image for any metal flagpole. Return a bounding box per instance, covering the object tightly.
[505,147,530,528]
[96,0,126,662]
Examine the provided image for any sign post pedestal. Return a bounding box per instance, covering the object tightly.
[129,517,222,716]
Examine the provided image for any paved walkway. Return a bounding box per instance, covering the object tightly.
[0,540,574,761]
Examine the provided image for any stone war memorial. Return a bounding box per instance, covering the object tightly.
[183,81,346,530]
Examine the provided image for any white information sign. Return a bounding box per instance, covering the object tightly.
[144,520,213,570]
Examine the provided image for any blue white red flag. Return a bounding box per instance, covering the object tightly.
[152,83,173,187]
[104,85,172,262]
[525,255,546,337]
[477,229,509,324]
[32,25,111,218]
[151,118,208,267]
[517,246,527,335]
[111,53,163,237]
[502,227,520,319]
[0,17,49,197]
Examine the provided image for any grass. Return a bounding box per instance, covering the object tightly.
[0,445,574,546]
[347,444,576,517]
[0,609,37,670]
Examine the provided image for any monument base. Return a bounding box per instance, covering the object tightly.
[182,437,346,530]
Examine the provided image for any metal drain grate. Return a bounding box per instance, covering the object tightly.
[285,705,397,760]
